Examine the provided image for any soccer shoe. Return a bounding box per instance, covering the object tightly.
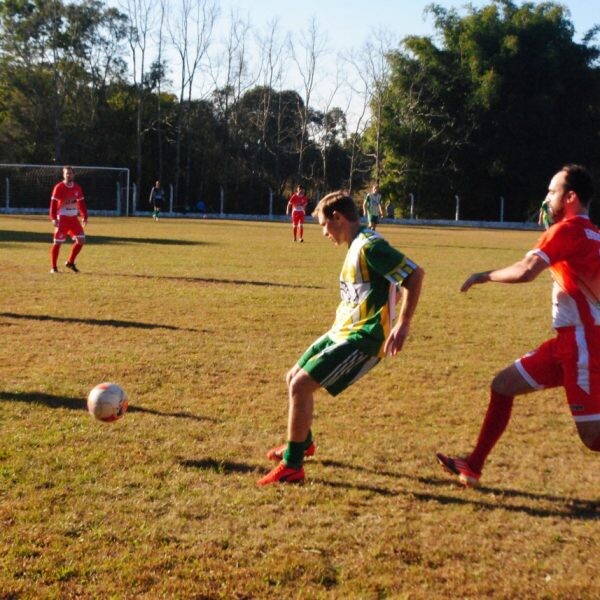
[65,262,79,273]
[50,267,59,274]
[435,452,481,488]
[257,462,305,486]
[266,441,316,462]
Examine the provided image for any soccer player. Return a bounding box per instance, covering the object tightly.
[259,191,425,485]
[363,183,384,230]
[286,184,308,242]
[49,166,87,273]
[149,180,165,221]
[437,164,600,487]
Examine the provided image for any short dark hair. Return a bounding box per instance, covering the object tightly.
[312,191,359,222]
[562,164,593,204]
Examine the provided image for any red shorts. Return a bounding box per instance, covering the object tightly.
[53,216,85,243]
[292,211,305,226]
[515,326,600,421]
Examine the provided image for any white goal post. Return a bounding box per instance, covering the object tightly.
[0,163,130,216]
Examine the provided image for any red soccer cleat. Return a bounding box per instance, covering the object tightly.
[436,452,481,488]
[266,441,316,462]
[257,462,305,486]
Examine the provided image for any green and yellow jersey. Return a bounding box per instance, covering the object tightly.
[329,227,418,356]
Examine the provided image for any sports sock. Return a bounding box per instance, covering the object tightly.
[50,243,60,268]
[282,431,313,469]
[467,389,514,474]
[68,242,83,264]
[282,442,305,469]
[303,429,313,450]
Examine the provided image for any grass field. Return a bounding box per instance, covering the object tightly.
[1,214,599,599]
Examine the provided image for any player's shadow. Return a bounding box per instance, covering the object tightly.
[0,229,207,246]
[179,457,257,474]
[0,312,203,332]
[316,458,600,521]
[0,390,215,422]
[104,272,326,290]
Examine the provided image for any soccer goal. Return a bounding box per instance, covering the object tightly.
[0,164,130,216]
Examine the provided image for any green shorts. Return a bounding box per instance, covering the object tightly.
[368,215,379,226]
[298,334,380,396]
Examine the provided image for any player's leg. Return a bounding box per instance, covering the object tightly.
[437,339,560,486]
[298,215,305,242]
[259,337,379,484]
[561,327,600,451]
[50,220,67,272]
[65,219,85,271]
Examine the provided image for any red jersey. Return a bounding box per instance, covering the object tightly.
[288,193,308,214]
[530,215,600,329]
[50,181,87,221]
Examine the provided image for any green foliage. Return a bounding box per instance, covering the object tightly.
[375,0,600,220]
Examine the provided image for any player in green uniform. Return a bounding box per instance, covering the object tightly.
[363,183,384,230]
[258,190,425,485]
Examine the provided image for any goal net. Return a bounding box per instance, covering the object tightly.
[0,164,130,215]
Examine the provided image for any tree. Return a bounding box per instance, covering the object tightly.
[377,0,600,220]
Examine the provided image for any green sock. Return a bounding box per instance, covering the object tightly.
[283,442,305,469]
[304,429,313,450]
[283,431,313,469]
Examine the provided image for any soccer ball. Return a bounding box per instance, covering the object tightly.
[87,382,128,422]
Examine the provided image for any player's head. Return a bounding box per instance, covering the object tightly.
[155,180,161,187]
[560,164,593,205]
[547,164,593,222]
[63,166,74,182]
[312,191,359,223]
[297,184,305,193]
[372,183,379,193]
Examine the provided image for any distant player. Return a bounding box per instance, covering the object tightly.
[49,166,87,273]
[259,190,425,485]
[363,183,384,230]
[149,180,165,221]
[286,184,308,242]
[437,164,600,487]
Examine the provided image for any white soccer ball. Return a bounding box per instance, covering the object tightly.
[87,382,128,422]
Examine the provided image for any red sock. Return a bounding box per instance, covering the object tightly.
[50,243,60,268]
[68,242,83,264]
[467,389,514,474]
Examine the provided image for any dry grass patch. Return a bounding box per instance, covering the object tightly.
[1,215,598,598]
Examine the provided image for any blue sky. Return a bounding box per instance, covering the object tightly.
[223,0,598,47]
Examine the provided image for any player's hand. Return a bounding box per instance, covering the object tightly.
[384,322,410,356]
[52,219,59,228]
[82,219,88,229]
[460,272,489,292]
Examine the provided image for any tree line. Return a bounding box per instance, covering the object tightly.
[1,0,599,219]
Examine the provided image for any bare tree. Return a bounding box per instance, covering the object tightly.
[122,0,157,196]
[168,0,218,207]
[255,18,287,192]
[289,17,328,181]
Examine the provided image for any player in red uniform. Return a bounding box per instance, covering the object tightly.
[49,166,88,273]
[436,164,600,487]
[286,184,308,242]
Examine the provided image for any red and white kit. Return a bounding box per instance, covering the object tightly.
[50,181,88,242]
[516,215,600,420]
[288,192,308,226]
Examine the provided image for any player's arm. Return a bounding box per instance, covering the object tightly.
[384,265,425,356]
[49,197,58,227]
[460,252,548,292]
[78,196,88,227]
